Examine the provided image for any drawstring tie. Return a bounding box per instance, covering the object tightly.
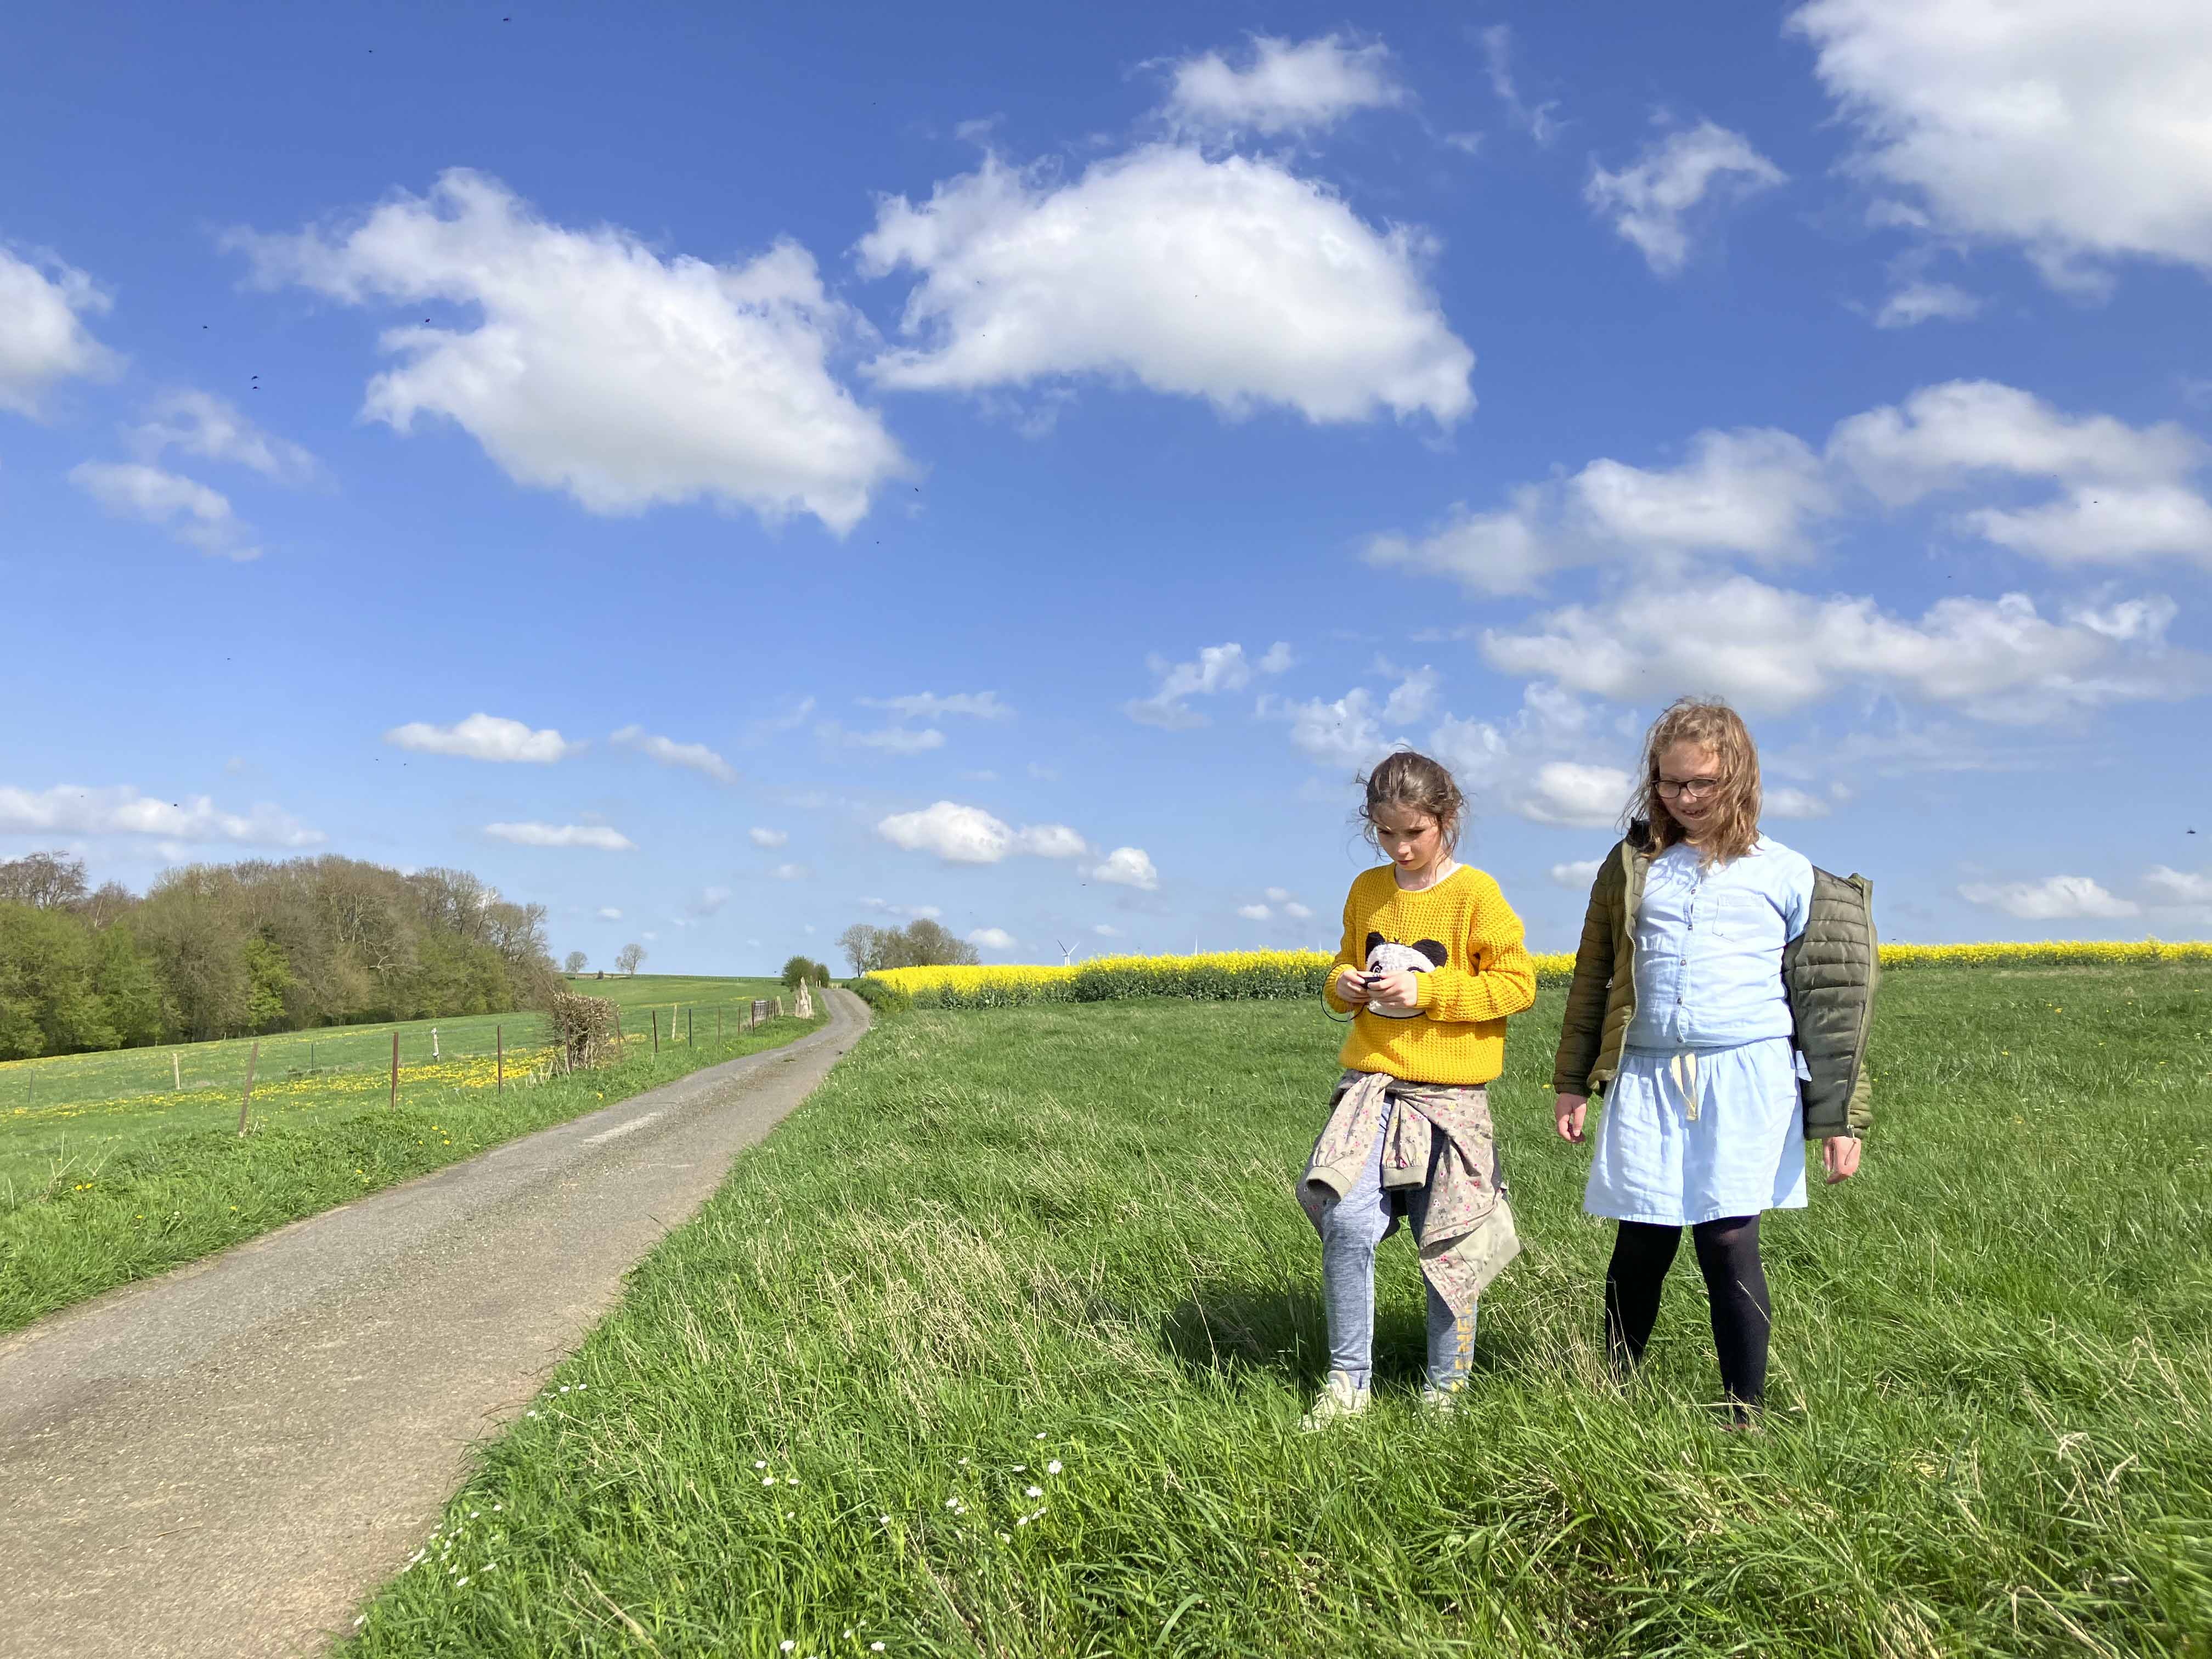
[1667,1049,1702,1122]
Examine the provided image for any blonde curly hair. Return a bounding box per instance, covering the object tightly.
[1627,698,1762,865]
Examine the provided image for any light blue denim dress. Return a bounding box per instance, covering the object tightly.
[1583,836,1816,1227]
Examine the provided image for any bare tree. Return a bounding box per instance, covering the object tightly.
[616,941,646,975]
[0,851,89,910]
[564,950,588,974]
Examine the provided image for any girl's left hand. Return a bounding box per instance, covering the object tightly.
[1365,970,1422,1011]
[1823,1136,1862,1183]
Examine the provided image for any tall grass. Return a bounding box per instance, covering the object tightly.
[0,1005,825,1335]
[348,964,2211,1656]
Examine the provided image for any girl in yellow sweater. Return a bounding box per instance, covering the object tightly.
[1297,752,1538,1425]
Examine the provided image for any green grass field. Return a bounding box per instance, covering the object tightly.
[345,963,2210,1658]
[0,974,823,1334]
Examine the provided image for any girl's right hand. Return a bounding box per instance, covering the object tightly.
[1333,967,1370,1002]
[1554,1093,1588,1144]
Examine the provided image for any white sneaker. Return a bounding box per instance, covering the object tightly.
[1300,1371,1371,1431]
[1419,1380,1465,1416]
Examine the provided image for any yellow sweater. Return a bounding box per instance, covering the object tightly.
[1324,864,1537,1086]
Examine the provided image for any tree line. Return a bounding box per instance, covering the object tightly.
[0,849,557,1060]
[836,919,979,974]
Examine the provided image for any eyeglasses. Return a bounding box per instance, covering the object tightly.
[1654,776,1723,800]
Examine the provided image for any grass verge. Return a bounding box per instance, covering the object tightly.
[0,1005,825,1336]
[352,966,2209,1656]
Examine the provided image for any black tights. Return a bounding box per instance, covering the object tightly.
[1605,1215,1771,1414]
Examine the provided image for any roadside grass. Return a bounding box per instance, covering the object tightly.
[0,984,825,1335]
[0,972,794,1123]
[348,964,2211,1657]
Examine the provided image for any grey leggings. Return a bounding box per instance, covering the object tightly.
[1316,1101,1476,1390]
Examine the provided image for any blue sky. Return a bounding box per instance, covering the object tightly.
[4,1,2209,969]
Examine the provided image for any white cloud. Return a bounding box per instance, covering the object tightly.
[2145,865,2212,905]
[841,725,946,754]
[877,800,1087,865]
[610,724,736,782]
[1238,903,1272,920]
[596,906,623,920]
[1875,280,1982,329]
[1829,380,2207,506]
[1791,0,2212,288]
[1962,486,2212,568]
[1366,427,1831,595]
[1480,26,1562,144]
[748,826,788,847]
[1127,641,1291,729]
[1162,32,1407,136]
[1764,786,1833,819]
[857,691,1012,721]
[1284,900,1314,920]
[0,247,121,416]
[1483,574,2200,720]
[1087,847,1160,890]
[691,885,732,916]
[771,863,811,881]
[126,389,318,482]
[1265,887,1292,903]
[230,169,904,533]
[856,146,1473,426]
[1265,663,1444,767]
[967,926,1017,950]
[67,461,260,561]
[484,822,635,850]
[1957,874,2139,920]
[0,783,323,847]
[1585,122,1786,275]
[1518,762,1632,828]
[1549,859,1604,889]
[387,713,574,763]
[861,898,944,920]
[1092,923,1122,937]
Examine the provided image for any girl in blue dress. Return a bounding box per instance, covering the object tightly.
[1551,699,1864,1423]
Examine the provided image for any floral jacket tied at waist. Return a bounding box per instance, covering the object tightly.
[1297,1070,1521,1319]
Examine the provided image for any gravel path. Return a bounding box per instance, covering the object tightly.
[0,989,869,1659]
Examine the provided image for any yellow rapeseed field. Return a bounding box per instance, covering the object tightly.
[872,940,2209,1007]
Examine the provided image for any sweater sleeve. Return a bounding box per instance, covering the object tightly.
[1413,874,1538,1023]
[1323,881,1362,1013]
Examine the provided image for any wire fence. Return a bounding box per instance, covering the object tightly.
[4,995,811,1120]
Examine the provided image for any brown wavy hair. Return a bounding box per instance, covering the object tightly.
[1627,698,1762,865]
[1358,750,1466,855]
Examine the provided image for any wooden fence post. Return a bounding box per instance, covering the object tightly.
[389,1030,400,1110]
[238,1040,260,1138]
[496,1025,504,1094]
[172,1052,180,1092]
[687,1008,693,1046]
[651,1011,659,1056]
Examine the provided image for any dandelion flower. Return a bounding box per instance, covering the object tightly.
[1011,1464,1025,1473]
[1034,1432,1046,1440]
[764,1476,777,1487]
[785,1476,798,1486]
[782,1645,795,1654]
[754,1460,767,1469]
[1046,1460,1062,1475]
[1025,1485,1042,1498]
[944,1498,958,1509]
[871,1646,885,1653]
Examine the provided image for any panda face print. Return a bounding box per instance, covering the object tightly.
[1362,931,1449,1019]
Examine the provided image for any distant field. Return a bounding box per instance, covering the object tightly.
[0,974,825,1334]
[347,963,2209,1657]
[0,972,798,1124]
